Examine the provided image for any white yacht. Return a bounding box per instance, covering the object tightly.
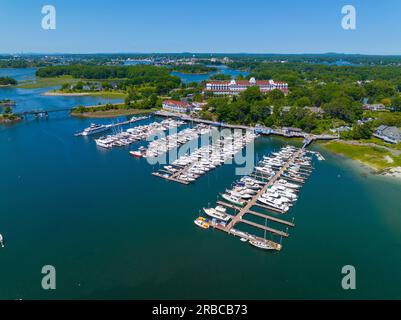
[81,123,110,136]
[95,137,114,149]
[203,206,230,222]
[258,197,289,213]
[221,193,246,207]
[278,179,300,189]
[0,233,4,248]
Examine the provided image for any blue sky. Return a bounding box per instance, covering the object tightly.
[0,0,400,54]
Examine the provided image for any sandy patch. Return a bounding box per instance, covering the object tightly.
[384,155,394,164]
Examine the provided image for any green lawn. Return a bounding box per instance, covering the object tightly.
[322,141,401,171]
[360,137,401,151]
[18,76,79,89]
[71,108,156,118]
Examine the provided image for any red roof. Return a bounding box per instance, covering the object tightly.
[163,100,191,107]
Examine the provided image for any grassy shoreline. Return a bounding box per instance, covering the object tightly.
[44,90,127,99]
[71,108,156,118]
[18,76,79,89]
[320,140,401,172]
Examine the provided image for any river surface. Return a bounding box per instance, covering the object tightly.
[1,69,401,300]
[172,65,249,84]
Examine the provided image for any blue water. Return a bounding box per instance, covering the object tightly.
[0,68,36,82]
[1,69,401,300]
[172,65,249,84]
[0,69,122,114]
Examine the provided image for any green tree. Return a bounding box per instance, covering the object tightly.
[296,96,312,107]
[392,96,401,111]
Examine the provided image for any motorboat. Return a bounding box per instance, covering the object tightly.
[203,207,231,222]
[194,217,210,229]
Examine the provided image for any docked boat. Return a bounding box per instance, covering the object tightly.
[221,193,246,207]
[81,123,110,136]
[95,138,114,149]
[257,197,289,213]
[194,217,210,229]
[130,150,145,158]
[203,206,230,222]
[227,189,253,200]
[277,179,300,189]
[249,239,275,250]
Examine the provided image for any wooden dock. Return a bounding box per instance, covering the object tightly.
[152,172,190,185]
[239,219,289,238]
[224,148,304,232]
[216,201,294,227]
[204,147,310,251]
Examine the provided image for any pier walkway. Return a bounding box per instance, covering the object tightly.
[154,111,339,144]
[224,148,304,232]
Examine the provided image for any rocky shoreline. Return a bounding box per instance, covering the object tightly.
[381,167,401,179]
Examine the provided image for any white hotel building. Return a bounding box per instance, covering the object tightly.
[205,77,289,95]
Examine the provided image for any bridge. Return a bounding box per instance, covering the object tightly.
[15,108,75,118]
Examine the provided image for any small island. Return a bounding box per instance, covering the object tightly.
[0,76,17,87]
[0,99,16,106]
[0,106,20,124]
[44,81,127,98]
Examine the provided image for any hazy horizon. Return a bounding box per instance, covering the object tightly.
[1,0,401,55]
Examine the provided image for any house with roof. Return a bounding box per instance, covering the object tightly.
[304,106,324,115]
[330,126,352,134]
[162,100,192,113]
[363,104,386,112]
[374,125,401,144]
[191,102,208,112]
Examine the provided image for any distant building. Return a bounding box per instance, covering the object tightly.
[205,77,289,95]
[363,104,386,111]
[283,127,303,135]
[162,100,192,113]
[305,106,324,115]
[374,125,401,144]
[357,118,374,125]
[330,126,352,134]
[191,102,208,112]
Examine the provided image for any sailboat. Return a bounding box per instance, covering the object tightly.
[249,218,275,250]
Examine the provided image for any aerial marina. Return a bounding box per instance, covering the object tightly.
[195,145,316,251]
[90,118,185,149]
[2,3,401,300]
[141,123,213,158]
[74,115,149,137]
[75,115,319,252]
[152,129,257,184]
